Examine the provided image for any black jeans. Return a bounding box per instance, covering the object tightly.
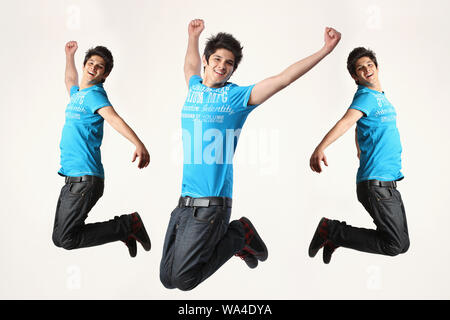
[52,176,132,250]
[327,182,410,256]
[160,202,245,291]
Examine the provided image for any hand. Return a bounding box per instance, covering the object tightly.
[188,19,205,37]
[323,27,341,54]
[310,148,328,173]
[65,41,78,55]
[132,143,150,169]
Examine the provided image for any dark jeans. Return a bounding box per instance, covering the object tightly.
[327,182,410,256]
[160,202,245,291]
[52,176,132,250]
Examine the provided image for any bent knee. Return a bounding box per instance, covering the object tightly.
[52,233,62,248]
[160,270,175,290]
[172,273,201,291]
[383,239,409,257]
[57,236,79,250]
[401,237,410,254]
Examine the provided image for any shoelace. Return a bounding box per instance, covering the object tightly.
[131,214,142,234]
[240,220,255,245]
[319,218,329,239]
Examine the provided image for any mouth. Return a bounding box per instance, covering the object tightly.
[88,71,95,77]
[214,70,226,77]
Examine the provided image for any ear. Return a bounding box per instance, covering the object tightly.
[102,72,110,80]
[351,74,359,85]
[202,55,208,66]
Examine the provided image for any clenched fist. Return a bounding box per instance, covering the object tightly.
[65,41,78,55]
[188,19,205,37]
[323,27,341,54]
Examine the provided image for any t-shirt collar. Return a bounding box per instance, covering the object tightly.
[357,84,384,95]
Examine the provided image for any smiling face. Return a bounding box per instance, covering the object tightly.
[82,55,109,85]
[352,56,379,88]
[202,48,235,88]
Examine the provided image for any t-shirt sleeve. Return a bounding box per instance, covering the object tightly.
[189,75,202,88]
[349,92,375,116]
[70,85,79,97]
[85,89,112,114]
[228,83,259,112]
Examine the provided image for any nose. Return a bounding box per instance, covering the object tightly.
[362,67,370,76]
[218,61,226,70]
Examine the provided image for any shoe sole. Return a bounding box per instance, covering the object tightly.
[240,217,268,262]
[132,212,151,251]
[123,237,137,258]
[308,217,327,258]
[323,241,338,264]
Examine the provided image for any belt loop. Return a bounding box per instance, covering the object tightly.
[222,197,226,210]
[186,197,192,207]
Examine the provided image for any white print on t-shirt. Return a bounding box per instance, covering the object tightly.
[67,91,88,114]
[372,92,396,123]
[184,85,234,120]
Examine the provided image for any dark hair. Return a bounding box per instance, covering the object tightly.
[347,47,378,83]
[204,32,243,71]
[83,46,114,82]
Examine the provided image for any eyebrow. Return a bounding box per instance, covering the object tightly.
[88,59,104,66]
[356,62,373,68]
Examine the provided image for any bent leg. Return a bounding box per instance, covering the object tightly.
[327,184,409,256]
[160,207,185,289]
[167,206,245,291]
[52,179,131,250]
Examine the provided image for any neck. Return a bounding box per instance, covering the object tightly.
[202,76,223,88]
[79,78,100,90]
[362,81,382,92]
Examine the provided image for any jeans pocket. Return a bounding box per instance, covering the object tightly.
[192,206,217,223]
[68,181,92,196]
[371,186,394,202]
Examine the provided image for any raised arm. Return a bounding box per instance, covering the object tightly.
[310,108,363,173]
[65,41,79,95]
[184,19,204,86]
[97,106,150,169]
[248,27,341,106]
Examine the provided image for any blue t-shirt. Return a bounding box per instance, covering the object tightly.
[181,75,258,198]
[58,84,112,178]
[349,85,403,183]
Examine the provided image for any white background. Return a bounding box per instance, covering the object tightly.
[1,0,449,299]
